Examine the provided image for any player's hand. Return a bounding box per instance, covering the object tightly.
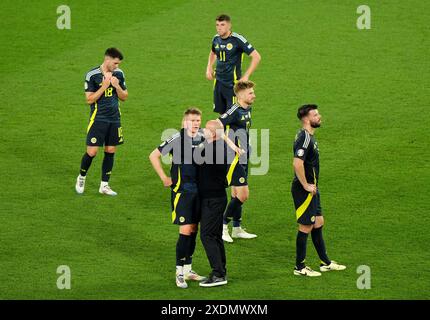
[102,72,112,89]
[239,74,249,82]
[162,177,172,187]
[110,76,120,89]
[234,146,245,156]
[304,184,317,195]
[206,68,214,80]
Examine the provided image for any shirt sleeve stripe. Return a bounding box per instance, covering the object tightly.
[226,104,239,115]
[232,32,248,43]
[302,131,310,148]
[85,68,101,81]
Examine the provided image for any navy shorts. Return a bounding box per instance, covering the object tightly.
[171,191,201,225]
[86,121,124,146]
[291,181,322,225]
[213,80,235,114]
[226,154,248,187]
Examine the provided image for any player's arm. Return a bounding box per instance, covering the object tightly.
[241,50,261,82]
[235,34,261,82]
[111,74,128,101]
[293,158,316,195]
[223,134,244,155]
[114,85,128,101]
[85,73,112,104]
[205,121,243,156]
[149,148,172,187]
[215,112,244,155]
[206,50,217,80]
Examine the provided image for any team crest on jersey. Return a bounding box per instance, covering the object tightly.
[179,216,185,223]
[241,113,250,121]
[297,149,304,157]
[239,177,245,184]
[226,43,233,50]
[91,137,97,144]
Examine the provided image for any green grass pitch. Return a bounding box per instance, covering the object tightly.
[0,0,429,299]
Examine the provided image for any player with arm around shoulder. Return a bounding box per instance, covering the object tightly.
[149,108,206,289]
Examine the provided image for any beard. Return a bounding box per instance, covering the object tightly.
[310,122,321,128]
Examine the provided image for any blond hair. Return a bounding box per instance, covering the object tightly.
[234,81,255,95]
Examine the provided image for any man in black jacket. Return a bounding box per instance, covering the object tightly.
[197,120,245,287]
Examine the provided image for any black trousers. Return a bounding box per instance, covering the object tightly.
[200,196,228,277]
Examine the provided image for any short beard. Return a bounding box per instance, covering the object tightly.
[310,122,321,128]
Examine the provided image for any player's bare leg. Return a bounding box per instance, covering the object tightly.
[75,146,98,194]
[99,145,117,196]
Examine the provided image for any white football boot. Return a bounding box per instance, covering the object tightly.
[183,265,206,281]
[222,225,234,243]
[231,226,257,239]
[320,261,346,272]
[99,183,117,196]
[176,273,188,289]
[294,266,322,277]
[175,266,188,289]
[75,175,86,194]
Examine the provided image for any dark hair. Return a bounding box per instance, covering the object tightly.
[297,104,318,120]
[184,107,202,117]
[216,14,231,22]
[105,47,123,60]
[234,80,255,94]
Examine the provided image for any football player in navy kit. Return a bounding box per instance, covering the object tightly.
[75,48,128,196]
[149,108,206,289]
[291,104,346,277]
[216,81,257,242]
[206,14,261,114]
